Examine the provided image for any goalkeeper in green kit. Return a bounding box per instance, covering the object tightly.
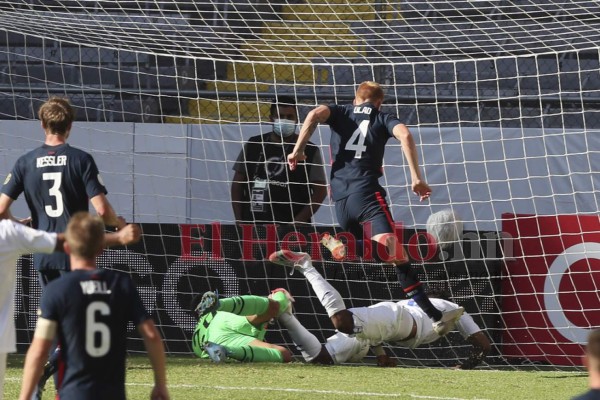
[191,289,293,363]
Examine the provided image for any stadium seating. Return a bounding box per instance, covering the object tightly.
[1,0,600,128]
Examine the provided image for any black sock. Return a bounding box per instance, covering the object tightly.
[395,262,443,321]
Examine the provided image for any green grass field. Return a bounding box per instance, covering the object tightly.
[3,355,588,400]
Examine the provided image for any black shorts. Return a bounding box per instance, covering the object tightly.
[335,191,395,238]
[38,269,67,288]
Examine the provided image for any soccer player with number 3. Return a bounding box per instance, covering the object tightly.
[0,96,126,397]
[288,81,462,335]
[0,97,125,285]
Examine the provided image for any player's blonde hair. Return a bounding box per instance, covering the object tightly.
[66,212,105,260]
[38,96,75,136]
[355,81,385,103]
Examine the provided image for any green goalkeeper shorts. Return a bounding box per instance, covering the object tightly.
[192,311,267,358]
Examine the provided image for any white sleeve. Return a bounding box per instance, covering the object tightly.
[455,312,482,339]
[7,222,57,255]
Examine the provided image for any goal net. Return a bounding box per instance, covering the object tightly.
[1,0,599,369]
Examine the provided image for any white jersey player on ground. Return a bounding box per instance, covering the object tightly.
[269,249,491,368]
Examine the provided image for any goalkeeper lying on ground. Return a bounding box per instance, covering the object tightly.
[268,249,492,369]
[191,289,293,363]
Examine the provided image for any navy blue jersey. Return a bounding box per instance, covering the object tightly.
[39,269,150,400]
[572,389,600,400]
[1,143,107,271]
[326,103,402,201]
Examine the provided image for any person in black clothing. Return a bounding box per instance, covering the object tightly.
[231,96,327,225]
[573,329,600,400]
[18,212,169,400]
[288,81,462,336]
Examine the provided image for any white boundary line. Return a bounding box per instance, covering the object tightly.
[4,377,489,400]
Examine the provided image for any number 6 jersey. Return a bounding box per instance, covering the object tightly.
[1,143,107,271]
[326,102,403,201]
[39,268,150,400]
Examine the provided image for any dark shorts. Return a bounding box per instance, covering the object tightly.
[38,270,67,288]
[335,191,395,239]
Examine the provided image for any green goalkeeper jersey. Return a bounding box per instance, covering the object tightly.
[191,311,268,358]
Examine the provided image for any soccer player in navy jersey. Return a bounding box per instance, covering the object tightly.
[0,219,139,400]
[288,81,462,336]
[0,96,125,286]
[18,212,169,400]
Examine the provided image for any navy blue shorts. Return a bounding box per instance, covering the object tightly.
[335,191,394,239]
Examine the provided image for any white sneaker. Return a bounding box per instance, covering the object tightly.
[268,250,311,275]
[432,307,464,336]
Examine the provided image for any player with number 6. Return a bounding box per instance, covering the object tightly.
[288,81,462,335]
[18,212,168,400]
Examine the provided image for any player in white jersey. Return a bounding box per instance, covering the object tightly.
[269,250,491,368]
[0,219,140,400]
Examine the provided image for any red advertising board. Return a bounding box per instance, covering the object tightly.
[502,213,600,365]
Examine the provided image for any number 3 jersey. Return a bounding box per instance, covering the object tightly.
[39,269,150,400]
[326,103,403,201]
[1,143,107,271]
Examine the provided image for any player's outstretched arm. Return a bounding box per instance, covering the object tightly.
[392,124,431,201]
[458,331,491,370]
[90,193,126,229]
[104,223,142,247]
[138,319,170,400]
[371,345,397,368]
[288,105,330,171]
[52,223,141,252]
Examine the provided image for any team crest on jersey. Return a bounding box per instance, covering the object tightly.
[3,173,11,185]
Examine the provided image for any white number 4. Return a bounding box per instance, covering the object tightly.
[42,172,64,217]
[345,120,370,159]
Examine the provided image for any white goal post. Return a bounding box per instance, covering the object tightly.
[0,0,599,369]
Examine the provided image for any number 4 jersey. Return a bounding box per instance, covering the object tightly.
[39,268,150,400]
[326,103,403,201]
[1,143,107,271]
